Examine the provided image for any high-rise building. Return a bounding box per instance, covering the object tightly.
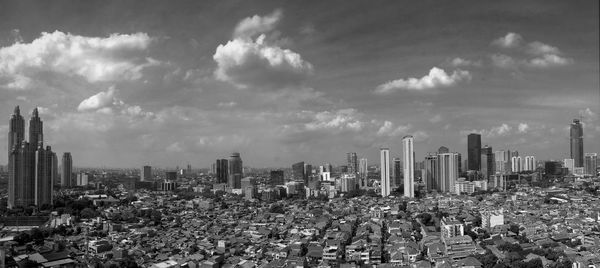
[61,152,73,187]
[141,165,152,181]
[467,133,481,171]
[438,146,449,154]
[524,156,536,171]
[392,157,402,188]
[570,119,584,167]
[228,152,243,189]
[347,152,358,174]
[403,136,414,198]
[585,153,598,176]
[292,161,305,182]
[8,107,55,209]
[494,150,507,174]
[359,158,368,177]
[511,156,522,173]
[480,145,494,178]
[216,159,228,184]
[304,163,312,183]
[270,170,284,186]
[424,154,437,191]
[437,153,460,193]
[563,159,574,174]
[380,148,390,197]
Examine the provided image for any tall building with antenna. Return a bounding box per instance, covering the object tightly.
[570,119,584,167]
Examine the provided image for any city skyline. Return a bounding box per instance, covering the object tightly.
[0,0,598,168]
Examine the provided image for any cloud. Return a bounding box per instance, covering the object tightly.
[429,114,442,123]
[490,54,518,69]
[218,101,238,108]
[518,123,529,133]
[233,9,283,39]
[214,11,313,89]
[374,67,471,94]
[492,32,523,48]
[461,123,513,138]
[451,57,481,67]
[77,87,120,111]
[0,31,156,89]
[377,121,412,137]
[304,109,364,132]
[527,41,560,55]
[526,54,572,68]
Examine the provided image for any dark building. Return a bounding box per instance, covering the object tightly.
[544,161,564,176]
[346,152,358,174]
[480,145,494,178]
[570,119,584,167]
[165,171,177,181]
[215,159,228,184]
[270,170,284,186]
[303,163,312,183]
[292,161,305,182]
[228,152,243,189]
[8,107,55,209]
[424,154,437,191]
[438,146,449,154]
[393,157,402,188]
[61,152,72,187]
[467,133,481,171]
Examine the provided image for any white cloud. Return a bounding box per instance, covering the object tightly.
[218,101,238,108]
[518,123,529,133]
[77,87,119,111]
[451,57,481,67]
[305,109,364,132]
[429,114,442,123]
[377,121,412,137]
[374,67,471,94]
[490,54,518,69]
[0,31,156,89]
[527,41,560,55]
[233,9,283,39]
[461,123,513,138]
[214,12,313,89]
[166,142,184,153]
[492,32,523,48]
[527,54,572,68]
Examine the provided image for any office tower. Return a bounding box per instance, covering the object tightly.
[511,156,522,173]
[467,133,481,171]
[563,159,575,174]
[34,145,54,207]
[584,153,597,175]
[480,145,494,178]
[380,148,390,197]
[437,153,459,193]
[8,107,54,209]
[270,170,284,186]
[570,119,584,167]
[393,157,402,188]
[216,159,228,184]
[304,163,312,183]
[347,152,358,174]
[359,158,368,177]
[438,146,449,154]
[61,152,73,187]
[494,150,506,174]
[424,154,437,191]
[51,152,58,186]
[292,161,305,181]
[524,156,536,171]
[141,165,152,181]
[228,152,243,189]
[403,136,414,198]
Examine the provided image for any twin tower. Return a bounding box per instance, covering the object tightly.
[7,106,57,209]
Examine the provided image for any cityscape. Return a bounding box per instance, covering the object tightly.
[0,1,599,268]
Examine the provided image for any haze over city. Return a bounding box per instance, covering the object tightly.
[0,0,598,168]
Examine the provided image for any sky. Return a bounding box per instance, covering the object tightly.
[0,0,598,169]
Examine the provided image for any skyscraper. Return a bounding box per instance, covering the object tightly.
[424,154,437,191]
[358,158,368,188]
[403,136,414,198]
[216,159,228,183]
[292,161,305,182]
[511,156,522,173]
[380,148,390,197]
[570,119,584,167]
[270,170,284,186]
[480,145,494,179]
[584,153,597,176]
[437,153,460,193]
[304,163,312,183]
[61,152,73,187]
[563,158,575,174]
[393,157,402,188]
[524,156,536,171]
[438,146,449,154]
[141,165,152,181]
[8,107,55,209]
[228,152,243,189]
[347,152,358,174]
[494,150,506,174]
[467,133,481,171]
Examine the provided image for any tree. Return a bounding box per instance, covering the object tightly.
[80,208,98,219]
[31,228,45,245]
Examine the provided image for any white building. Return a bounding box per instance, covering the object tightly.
[481,209,504,229]
[524,156,536,171]
[511,156,522,173]
[403,136,414,198]
[437,153,460,193]
[564,158,575,174]
[380,148,390,197]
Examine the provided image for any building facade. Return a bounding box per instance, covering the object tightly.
[380,148,390,197]
[403,136,414,198]
[570,119,584,167]
[467,133,481,171]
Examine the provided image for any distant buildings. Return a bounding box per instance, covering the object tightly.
[358,158,368,186]
[346,152,358,174]
[467,133,481,171]
[392,157,401,189]
[402,136,414,198]
[228,152,243,189]
[570,119,584,167]
[7,107,56,209]
[563,159,575,174]
[216,159,228,184]
[437,153,460,193]
[292,162,305,182]
[380,148,390,197]
[511,156,522,173]
[424,154,437,191]
[480,145,494,178]
[270,170,284,186]
[524,156,536,171]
